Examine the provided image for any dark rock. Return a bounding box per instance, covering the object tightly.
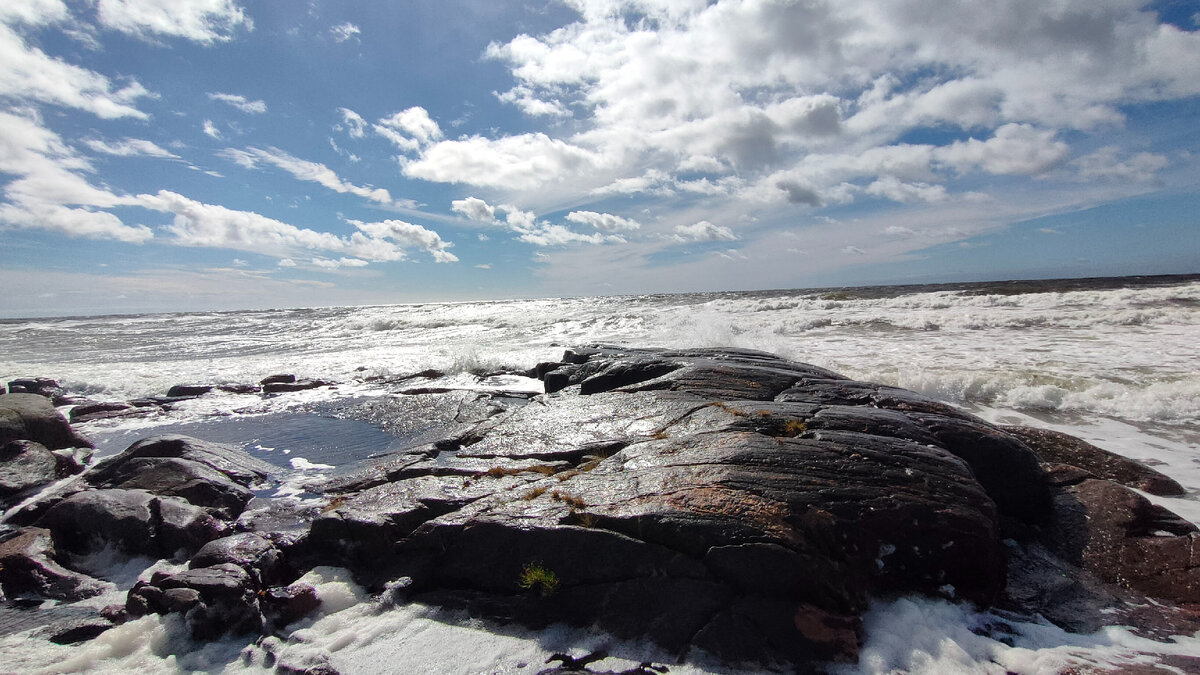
[1005,425,1186,496]
[90,435,277,488]
[261,582,320,630]
[166,384,214,398]
[190,532,289,586]
[68,401,157,424]
[218,383,262,394]
[154,563,264,638]
[40,614,116,644]
[0,440,60,502]
[1048,478,1200,604]
[261,374,297,386]
[0,527,106,600]
[0,393,92,450]
[6,378,67,404]
[49,446,91,476]
[92,456,254,518]
[35,488,226,557]
[263,379,330,394]
[302,475,528,578]
[905,413,1052,524]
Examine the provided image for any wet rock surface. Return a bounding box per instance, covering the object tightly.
[1005,424,1187,496]
[0,393,91,451]
[4,346,1200,671]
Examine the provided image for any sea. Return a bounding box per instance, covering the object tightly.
[1,274,1199,674]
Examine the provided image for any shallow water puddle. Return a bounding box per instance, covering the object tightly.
[87,412,405,469]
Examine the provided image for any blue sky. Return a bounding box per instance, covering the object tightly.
[1,0,1198,317]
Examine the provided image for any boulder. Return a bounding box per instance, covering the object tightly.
[68,401,156,424]
[0,527,106,600]
[166,384,214,398]
[190,532,290,586]
[134,563,264,639]
[1048,478,1200,604]
[35,488,226,558]
[0,440,60,503]
[6,378,68,404]
[91,455,254,519]
[0,393,91,450]
[263,379,330,394]
[90,435,277,488]
[260,374,296,386]
[1004,425,1186,496]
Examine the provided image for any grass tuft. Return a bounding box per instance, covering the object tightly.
[518,562,559,596]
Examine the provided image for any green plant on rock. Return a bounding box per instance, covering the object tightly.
[518,562,560,596]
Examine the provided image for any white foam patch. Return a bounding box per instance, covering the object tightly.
[290,457,334,471]
[839,596,1200,675]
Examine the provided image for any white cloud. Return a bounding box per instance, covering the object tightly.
[208,92,266,114]
[1072,147,1169,182]
[0,110,153,242]
[374,107,443,152]
[436,0,1200,225]
[219,146,393,205]
[277,258,296,267]
[565,210,641,232]
[936,124,1070,176]
[0,23,151,119]
[0,0,70,27]
[330,22,360,43]
[348,218,458,263]
[336,108,367,139]
[673,220,737,242]
[405,133,604,190]
[451,196,496,222]
[95,0,251,43]
[496,85,570,117]
[202,119,221,139]
[84,137,178,159]
[518,223,614,247]
[0,202,152,243]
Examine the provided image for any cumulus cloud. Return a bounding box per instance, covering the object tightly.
[348,218,458,263]
[219,146,393,205]
[410,0,1200,231]
[451,196,496,222]
[518,224,614,247]
[95,0,251,43]
[374,107,443,152]
[202,119,221,139]
[565,210,641,232]
[405,133,603,190]
[330,22,360,43]
[935,124,1070,176]
[673,221,738,242]
[208,92,266,114]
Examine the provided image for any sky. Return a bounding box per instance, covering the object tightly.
[1,0,1198,317]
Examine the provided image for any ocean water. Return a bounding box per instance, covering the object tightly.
[1,274,1199,673]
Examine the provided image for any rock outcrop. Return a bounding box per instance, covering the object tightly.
[4,346,1198,671]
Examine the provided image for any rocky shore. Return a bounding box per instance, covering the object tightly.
[2,346,1199,673]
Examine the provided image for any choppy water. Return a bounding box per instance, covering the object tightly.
[2,274,1199,674]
